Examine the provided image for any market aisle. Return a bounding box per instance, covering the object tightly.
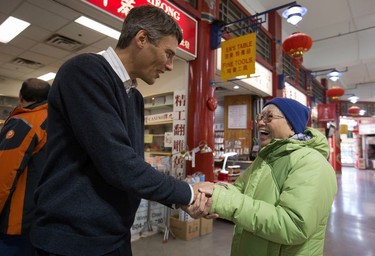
[131,218,233,256]
[324,167,375,256]
[132,167,375,256]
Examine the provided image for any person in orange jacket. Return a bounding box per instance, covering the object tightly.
[0,78,50,256]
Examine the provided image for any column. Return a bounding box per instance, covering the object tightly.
[185,1,219,181]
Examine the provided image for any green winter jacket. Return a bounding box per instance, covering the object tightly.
[210,128,337,256]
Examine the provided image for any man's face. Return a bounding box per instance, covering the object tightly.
[137,35,178,85]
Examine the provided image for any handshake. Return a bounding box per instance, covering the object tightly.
[180,182,219,219]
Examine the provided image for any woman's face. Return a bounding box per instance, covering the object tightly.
[256,104,295,147]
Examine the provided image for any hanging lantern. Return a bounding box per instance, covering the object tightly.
[282,32,313,85]
[326,86,345,100]
[348,105,361,116]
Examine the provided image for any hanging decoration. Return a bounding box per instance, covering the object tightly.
[326,86,345,100]
[207,97,218,111]
[348,105,361,116]
[282,32,313,85]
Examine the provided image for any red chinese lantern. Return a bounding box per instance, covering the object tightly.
[348,105,361,116]
[282,32,313,85]
[326,86,345,100]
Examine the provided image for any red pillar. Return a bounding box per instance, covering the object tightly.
[268,11,283,98]
[322,78,342,173]
[185,2,218,181]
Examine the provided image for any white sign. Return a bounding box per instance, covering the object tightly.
[228,104,247,129]
[283,82,307,106]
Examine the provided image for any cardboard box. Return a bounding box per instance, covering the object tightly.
[169,216,200,240]
[200,218,213,236]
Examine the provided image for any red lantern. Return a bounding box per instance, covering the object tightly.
[348,105,361,116]
[326,86,345,100]
[282,32,313,84]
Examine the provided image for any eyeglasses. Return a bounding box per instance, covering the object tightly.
[255,113,285,124]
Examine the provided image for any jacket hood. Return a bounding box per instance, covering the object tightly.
[259,127,330,160]
[303,127,330,159]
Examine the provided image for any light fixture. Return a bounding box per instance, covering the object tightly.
[311,67,348,82]
[220,152,238,174]
[282,4,308,25]
[38,72,56,81]
[327,69,342,82]
[348,95,359,104]
[0,16,30,43]
[211,1,308,49]
[74,16,120,39]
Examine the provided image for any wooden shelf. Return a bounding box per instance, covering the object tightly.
[145,151,172,156]
[144,103,173,110]
[145,120,173,126]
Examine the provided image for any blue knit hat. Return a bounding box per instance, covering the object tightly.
[263,98,310,134]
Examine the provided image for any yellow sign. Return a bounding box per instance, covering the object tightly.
[221,33,256,81]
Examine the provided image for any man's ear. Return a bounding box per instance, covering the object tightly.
[135,30,148,48]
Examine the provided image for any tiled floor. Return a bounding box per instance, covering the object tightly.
[132,167,375,256]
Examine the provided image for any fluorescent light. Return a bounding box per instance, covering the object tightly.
[0,16,30,43]
[75,16,120,39]
[38,72,56,81]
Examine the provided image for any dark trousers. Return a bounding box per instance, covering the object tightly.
[0,233,35,256]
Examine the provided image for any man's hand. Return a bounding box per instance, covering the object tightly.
[192,182,215,200]
[181,192,219,219]
[181,192,212,219]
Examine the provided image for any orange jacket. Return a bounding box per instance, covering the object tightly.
[0,102,48,235]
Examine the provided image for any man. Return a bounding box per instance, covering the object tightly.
[0,78,50,256]
[31,5,210,256]
[201,98,337,256]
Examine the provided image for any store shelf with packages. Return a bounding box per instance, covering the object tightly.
[132,90,188,242]
[144,92,174,159]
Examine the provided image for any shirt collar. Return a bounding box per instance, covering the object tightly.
[102,46,137,92]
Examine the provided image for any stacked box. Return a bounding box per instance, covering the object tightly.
[178,209,194,222]
[169,216,200,240]
[200,218,213,236]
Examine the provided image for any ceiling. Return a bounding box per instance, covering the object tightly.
[0,0,375,104]
[240,0,375,102]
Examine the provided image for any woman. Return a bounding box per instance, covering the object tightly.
[205,97,337,256]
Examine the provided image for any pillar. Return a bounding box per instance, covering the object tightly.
[185,1,219,181]
[268,11,283,98]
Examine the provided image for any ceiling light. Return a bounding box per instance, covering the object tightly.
[282,4,308,26]
[75,16,120,39]
[38,72,56,81]
[327,69,342,81]
[348,96,359,104]
[233,85,240,89]
[0,16,30,43]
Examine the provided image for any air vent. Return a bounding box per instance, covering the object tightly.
[45,34,84,51]
[12,58,44,69]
